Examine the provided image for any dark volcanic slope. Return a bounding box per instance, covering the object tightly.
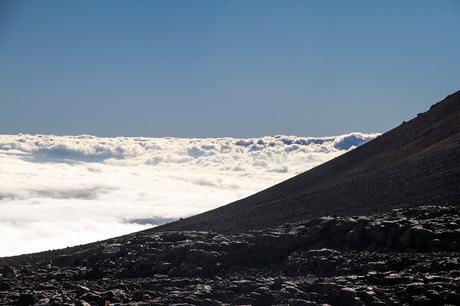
[1,92,460,306]
[1,206,459,305]
[158,91,460,233]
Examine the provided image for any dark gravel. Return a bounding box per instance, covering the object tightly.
[1,205,459,305]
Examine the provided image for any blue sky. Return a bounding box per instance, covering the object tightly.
[1,0,459,137]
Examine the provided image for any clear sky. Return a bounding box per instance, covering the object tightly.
[1,0,459,137]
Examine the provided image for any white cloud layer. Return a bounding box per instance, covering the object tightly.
[0,132,378,256]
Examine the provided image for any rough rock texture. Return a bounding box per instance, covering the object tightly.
[1,205,459,305]
[158,91,460,233]
[2,93,459,304]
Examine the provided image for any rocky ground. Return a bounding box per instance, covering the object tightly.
[1,205,459,305]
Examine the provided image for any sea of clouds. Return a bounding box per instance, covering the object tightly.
[0,132,379,256]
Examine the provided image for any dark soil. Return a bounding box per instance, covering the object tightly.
[158,91,460,233]
[1,205,459,305]
[1,92,460,305]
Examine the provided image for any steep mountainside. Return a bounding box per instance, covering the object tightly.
[1,91,460,306]
[158,91,460,233]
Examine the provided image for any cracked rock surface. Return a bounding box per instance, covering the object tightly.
[1,205,459,305]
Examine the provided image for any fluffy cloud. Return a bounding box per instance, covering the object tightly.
[0,132,379,256]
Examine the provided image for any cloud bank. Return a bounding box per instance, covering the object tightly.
[0,132,379,256]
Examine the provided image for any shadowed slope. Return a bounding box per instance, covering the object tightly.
[1,205,459,305]
[1,92,460,306]
[157,91,460,233]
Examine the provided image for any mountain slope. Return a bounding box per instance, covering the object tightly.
[157,91,460,233]
[1,205,459,305]
[1,91,459,306]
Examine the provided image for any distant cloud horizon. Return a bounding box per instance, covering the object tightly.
[0,132,378,256]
